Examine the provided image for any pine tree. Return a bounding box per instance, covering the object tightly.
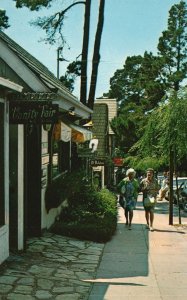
[0,10,9,30]
[157,1,187,91]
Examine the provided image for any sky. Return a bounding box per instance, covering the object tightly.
[0,0,182,99]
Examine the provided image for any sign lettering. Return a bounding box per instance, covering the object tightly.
[90,159,105,166]
[9,101,59,124]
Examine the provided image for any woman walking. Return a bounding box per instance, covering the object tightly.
[118,168,139,230]
[140,168,160,231]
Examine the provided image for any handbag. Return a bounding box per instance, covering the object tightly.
[121,184,126,195]
[144,196,155,207]
[119,195,126,208]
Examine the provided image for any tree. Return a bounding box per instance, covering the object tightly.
[108,52,165,110]
[80,0,91,105]
[108,52,166,154]
[107,1,187,161]
[134,88,187,170]
[13,0,105,107]
[157,1,187,91]
[87,0,105,109]
[59,60,82,92]
[0,9,9,30]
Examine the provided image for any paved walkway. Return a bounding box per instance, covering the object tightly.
[0,196,187,300]
[0,234,104,300]
[88,195,187,300]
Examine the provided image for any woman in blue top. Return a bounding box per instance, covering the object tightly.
[118,168,139,230]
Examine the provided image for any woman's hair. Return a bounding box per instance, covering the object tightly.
[126,168,136,176]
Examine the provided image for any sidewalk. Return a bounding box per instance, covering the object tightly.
[0,234,104,300]
[87,195,187,300]
[0,197,187,300]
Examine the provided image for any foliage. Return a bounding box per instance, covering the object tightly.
[0,10,9,30]
[59,60,82,92]
[159,89,187,160]
[107,1,187,170]
[45,169,87,212]
[51,188,117,243]
[14,0,105,107]
[124,155,166,173]
[157,1,187,91]
[59,74,74,92]
[108,53,165,109]
[110,104,147,153]
[108,52,166,153]
[134,88,187,168]
[15,0,52,11]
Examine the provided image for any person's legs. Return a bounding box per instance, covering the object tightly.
[150,211,154,231]
[124,209,129,225]
[145,210,150,227]
[128,210,133,230]
[129,210,133,226]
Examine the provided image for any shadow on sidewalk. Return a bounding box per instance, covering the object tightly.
[153,228,185,234]
[85,220,148,299]
[87,198,187,299]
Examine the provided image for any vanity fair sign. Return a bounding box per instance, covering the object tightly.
[9,101,59,124]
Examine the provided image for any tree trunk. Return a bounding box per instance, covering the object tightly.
[88,0,105,109]
[80,0,91,105]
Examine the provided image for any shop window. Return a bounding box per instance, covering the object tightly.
[51,122,71,178]
[51,140,71,177]
[52,140,59,178]
[59,141,70,172]
[0,103,5,226]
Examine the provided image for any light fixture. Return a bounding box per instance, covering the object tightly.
[68,106,75,116]
[43,124,52,131]
[83,120,93,127]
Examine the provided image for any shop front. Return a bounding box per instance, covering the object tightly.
[0,30,93,256]
[0,77,23,264]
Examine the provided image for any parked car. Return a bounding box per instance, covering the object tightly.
[180,182,187,211]
[173,177,187,208]
[159,177,187,203]
[173,177,187,190]
[157,175,165,187]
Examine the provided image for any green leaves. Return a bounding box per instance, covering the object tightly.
[137,88,187,166]
[15,0,52,11]
[107,1,187,171]
[157,1,187,91]
[0,10,9,30]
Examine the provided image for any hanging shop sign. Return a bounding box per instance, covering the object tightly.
[90,159,105,166]
[113,157,124,166]
[9,101,59,124]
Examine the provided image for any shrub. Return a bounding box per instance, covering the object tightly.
[51,188,118,243]
[45,170,87,212]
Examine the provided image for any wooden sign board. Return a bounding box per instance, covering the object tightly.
[9,101,59,124]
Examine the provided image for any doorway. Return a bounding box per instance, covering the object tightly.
[24,124,41,238]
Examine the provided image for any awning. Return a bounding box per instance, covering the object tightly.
[58,119,93,143]
[69,123,93,143]
[61,121,71,142]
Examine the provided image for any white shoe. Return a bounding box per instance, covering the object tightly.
[146,224,150,229]
[150,227,154,231]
